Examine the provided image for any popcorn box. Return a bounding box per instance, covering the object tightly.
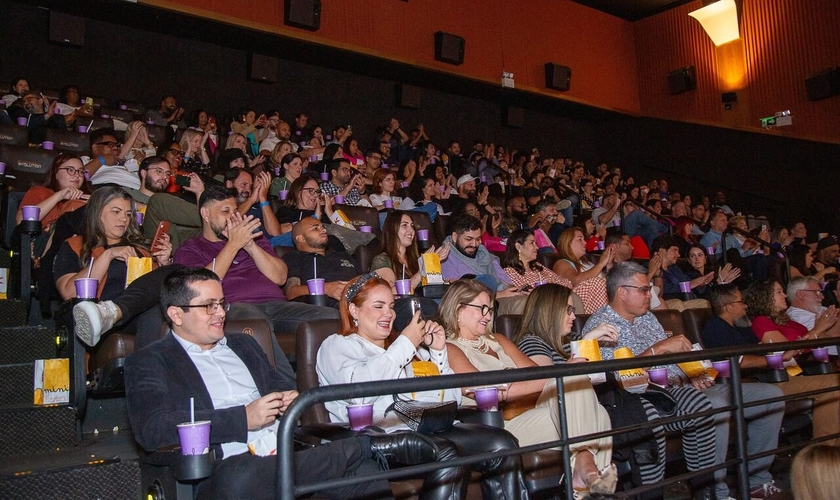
[677,343,716,381]
[33,359,70,405]
[419,253,444,286]
[613,347,648,394]
[570,339,606,384]
[330,209,355,229]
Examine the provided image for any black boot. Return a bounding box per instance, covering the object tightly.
[368,430,438,465]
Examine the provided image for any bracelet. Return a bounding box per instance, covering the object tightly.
[259,200,270,208]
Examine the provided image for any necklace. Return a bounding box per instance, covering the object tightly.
[454,335,490,354]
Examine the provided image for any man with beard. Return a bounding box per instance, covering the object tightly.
[814,236,839,269]
[442,140,465,178]
[6,89,64,143]
[448,174,495,218]
[320,158,367,206]
[281,217,359,306]
[497,196,529,238]
[144,94,186,128]
[174,185,339,366]
[440,215,528,314]
[701,283,840,447]
[225,168,280,237]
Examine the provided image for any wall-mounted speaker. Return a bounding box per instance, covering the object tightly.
[285,0,321,31]
[721,92,737,103]
[249,54,278,83]
[667,66,697,95]
[544,63,571,91]
[49,11,85,47]
[502,106,524,128]
[395,84,421,109]
[805,67,840,101]
[434,32,465,66]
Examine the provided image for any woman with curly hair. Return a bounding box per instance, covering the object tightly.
[501,229,573,291]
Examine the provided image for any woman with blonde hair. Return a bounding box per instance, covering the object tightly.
[178,128,211,175]
[552,227,613,313]
[442,279,616,498]
[791,444,840,500]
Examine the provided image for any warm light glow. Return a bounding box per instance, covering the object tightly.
[688,0,740,46]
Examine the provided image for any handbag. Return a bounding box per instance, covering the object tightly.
[386,396,457,434]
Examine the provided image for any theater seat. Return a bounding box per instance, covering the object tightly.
[404,211,438,247]
[89,333,134,394]
[682,308,713,345]
[433,213,449,244]
[651,309,687,339]
[45,128,89,153]
[335,204,381,236]
[537,252,559,271]
[0,123,29,146]
[495,314,520,339]
[0,144,58,190]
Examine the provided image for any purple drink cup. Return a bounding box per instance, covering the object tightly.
[679,281,691,293]
[320,172,329,181]
[333,195,344,204]
[75,278,99,299]
[17,117,27,126]
[812,347,830,363]
[712,360,731,378]
[474,387,499,411]
[279,190,289,201]
[21,205,40,221]
[648,368,669,387]
[383,199,393,209]
[359,226,372,233]
[42,141,55,150]
[416,229,430,241]
[395,279,412,296]
[307,278,326,295]
[347,404,373,431]
[765,353,784,370]
[177,421,211,455]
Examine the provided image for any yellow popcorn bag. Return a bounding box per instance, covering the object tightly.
[570,339,606,384]
[125,256,153,288]
[405,360,444,401]
[677,343,717,381]
[33,359,69,405]
[418,253,444,286]
[613,347,648,393]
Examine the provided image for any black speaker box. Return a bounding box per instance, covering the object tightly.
[721,92,737,103]
[544,63,571,91]
[502,106,524,128]
[249,54,278,83]
[395,84,421,109]
[435,32,465,66]
[285,0,321,31]
[805,67,840,101]
[49,11,85,47]
[667,66,697,95]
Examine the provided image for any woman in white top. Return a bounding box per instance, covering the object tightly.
[368,169,404,210]
[317,273,529,500]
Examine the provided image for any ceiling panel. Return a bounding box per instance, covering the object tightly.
[570,0,695,21]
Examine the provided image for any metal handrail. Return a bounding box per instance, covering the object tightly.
[619,198,673,236]
[277,336,840,499]
[720,226,790,282]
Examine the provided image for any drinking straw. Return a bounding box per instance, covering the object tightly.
[190,397,195,423]
[402,264,406,280]
[211,258,216,273]
[87,257,94,278]
[87,119,94,131]
[314,257,317,280]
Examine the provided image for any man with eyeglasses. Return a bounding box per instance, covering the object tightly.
[174,185,339,363]
[125,267,423,500]
[786,276,840,355]
[702,281,840,449]
[320,158,367,206]
[83,127,141,190]
[583,263,785,499]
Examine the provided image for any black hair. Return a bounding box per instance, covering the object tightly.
[59,84,80,104]
[138,155,169,172]
[89,127,117,149]
[199,184,236,208]
[709,283,740,315]
[224,167,252,184]
[160,267,221,322]
[604,231,628,247]
[450,214,482,235]
[652,234,681,253]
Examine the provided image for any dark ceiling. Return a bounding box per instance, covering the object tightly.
[570,0,695,21]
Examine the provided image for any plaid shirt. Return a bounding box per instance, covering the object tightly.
[321,181,362,206]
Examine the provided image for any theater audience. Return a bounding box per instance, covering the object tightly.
[17,153,89,229]
[552,227,611,313]
[320,158,369,206]
[369,212,449,292]
[144,94,186,128]
[84,127,141,190]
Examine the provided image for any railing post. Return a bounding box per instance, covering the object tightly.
[728,355,751,500]
[555,376,574,500]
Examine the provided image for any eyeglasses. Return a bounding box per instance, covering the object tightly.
[58,167,85,177]
[461,303,495,317]
[566,305,576,316]
[176,300,230,315]
[621,285,653,294]
[301,187,322,196]
[94,141,120,148]
[167,149,185,157]
[725,300,747,307]
[800,289,823,295]
[147,167,172,177]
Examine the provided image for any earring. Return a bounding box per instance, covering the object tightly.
[353,317,359,327]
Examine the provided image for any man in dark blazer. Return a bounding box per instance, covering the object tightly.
[125,267,434,499]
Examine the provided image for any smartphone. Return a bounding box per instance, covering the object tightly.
[85,97,94,107]
[151,221,171,251]
[409,298,424,320]
[175,174,191,187]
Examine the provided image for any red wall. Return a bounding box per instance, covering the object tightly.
[144,0,640,113]
[636,0,840,144]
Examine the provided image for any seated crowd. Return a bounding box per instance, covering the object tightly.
[6,79,840,500]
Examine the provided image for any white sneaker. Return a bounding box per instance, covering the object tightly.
[73,300,119,347]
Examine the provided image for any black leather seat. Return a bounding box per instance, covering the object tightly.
[334,204,381,236]
[44,128,89,153]
[0,144,58,190]
[0,123,29,145]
